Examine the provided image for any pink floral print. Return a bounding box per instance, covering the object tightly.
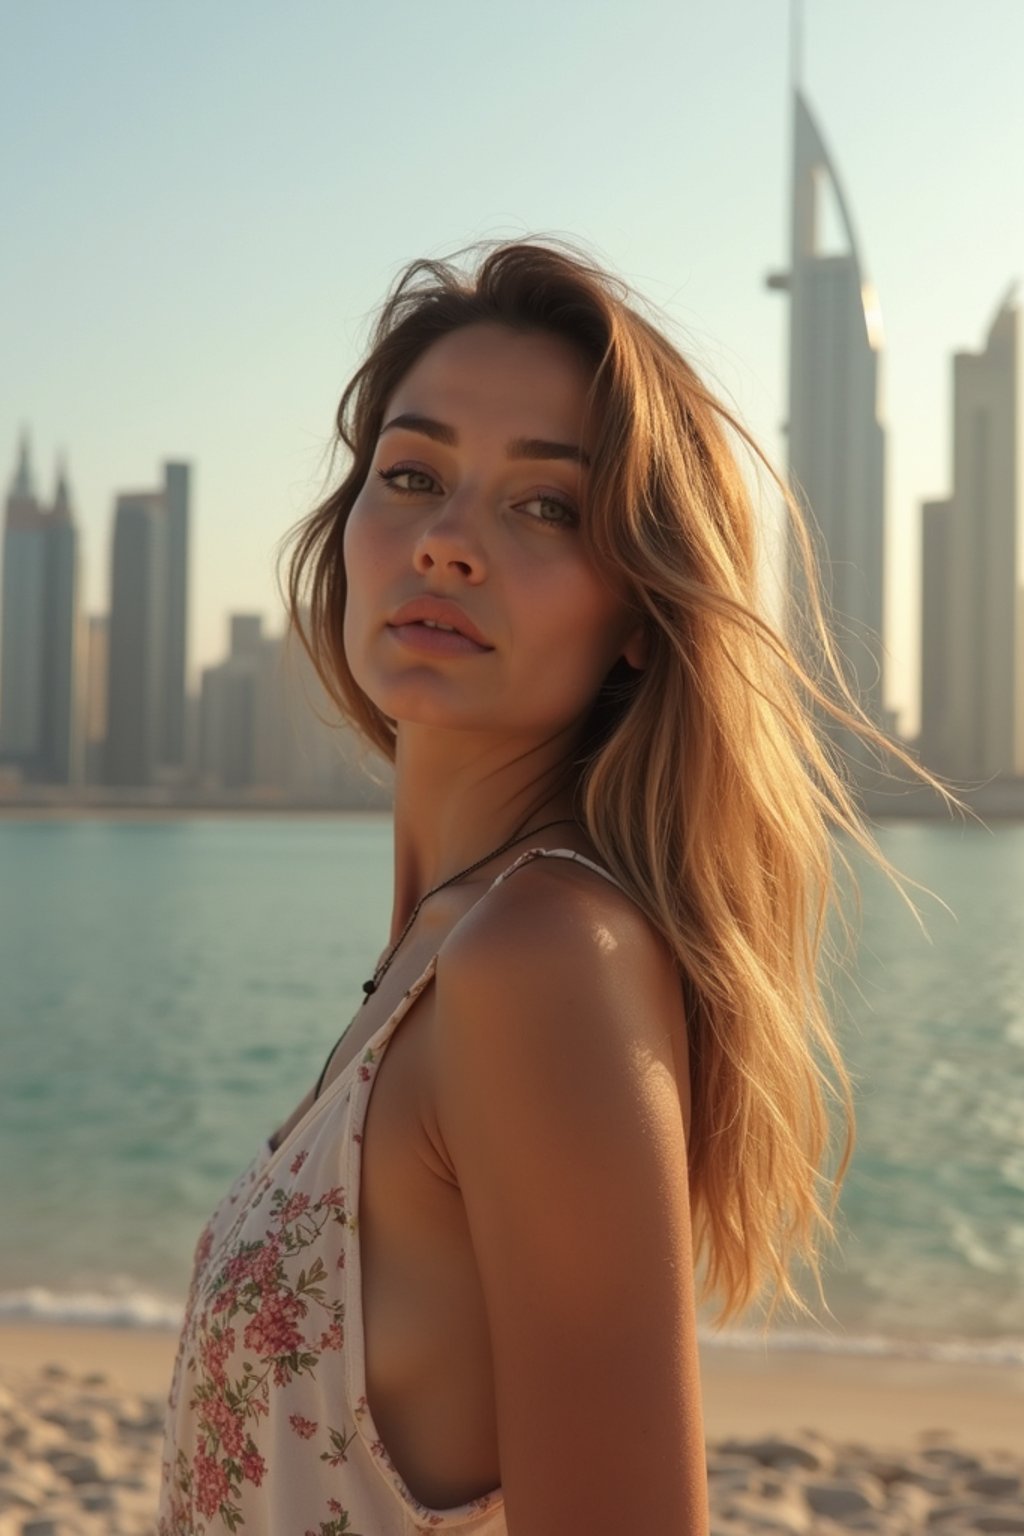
[158,1029,504,1535]
[161,1164,358,1533]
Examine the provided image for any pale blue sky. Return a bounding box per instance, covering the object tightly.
[3,0,1022,735]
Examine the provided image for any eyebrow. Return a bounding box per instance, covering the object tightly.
[379,412,591,469]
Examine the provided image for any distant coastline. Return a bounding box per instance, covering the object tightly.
[0,801,389,820]
[4,779,1024,822]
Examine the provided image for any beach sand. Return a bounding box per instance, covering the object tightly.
[1,1323,1021,1533]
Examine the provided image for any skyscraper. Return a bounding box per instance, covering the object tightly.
[44,463,79,784]
[198,614,264,792]
[103,461,191,788]
[104,493,166,787]
[919,497,952,772]
[767,86,888,730]
[161,462,190,771]
[81,614,109,786]
[919,289,1024,781]
[0,433,80,784]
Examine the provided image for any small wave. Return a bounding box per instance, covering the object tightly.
[2,1288,1021,1368]
[0,1286,184,1331]
[699,1325,1024,1368]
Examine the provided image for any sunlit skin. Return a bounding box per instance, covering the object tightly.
[342,321,646,925]
[270,323,703,1529]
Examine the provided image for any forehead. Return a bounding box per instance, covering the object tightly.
[383,323,594,438]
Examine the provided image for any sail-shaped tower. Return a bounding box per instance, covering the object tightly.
[768,84,888,731]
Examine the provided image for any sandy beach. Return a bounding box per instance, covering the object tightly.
[1,1325,1022,1534]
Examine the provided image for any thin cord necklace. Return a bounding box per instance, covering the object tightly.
[361,816,578,1005]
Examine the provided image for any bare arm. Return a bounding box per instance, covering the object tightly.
[435,867,708,1536]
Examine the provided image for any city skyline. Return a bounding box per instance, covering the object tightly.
[0,433,390,804]
[3,0,1023,739]
[4,211,1020,795]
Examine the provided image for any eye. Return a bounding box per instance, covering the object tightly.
[376,465,440,495]
[516,492,580,529]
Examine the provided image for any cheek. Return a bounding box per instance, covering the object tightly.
[342,500,377,587]
[341,507,382,668]
[523,569,629,692]
[343,500,394,603]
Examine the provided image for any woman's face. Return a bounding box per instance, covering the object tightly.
[343,322,644,742]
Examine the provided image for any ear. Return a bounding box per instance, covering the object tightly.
[622,622,647,671]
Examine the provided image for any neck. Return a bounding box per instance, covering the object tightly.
[388,721,578,941]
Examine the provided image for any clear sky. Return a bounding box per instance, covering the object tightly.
[3,0,1022,736]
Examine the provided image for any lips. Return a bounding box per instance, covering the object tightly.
[387,597,493,649]
[388,622,491,658]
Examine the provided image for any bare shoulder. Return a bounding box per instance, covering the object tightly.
[434,850,691,1141]
[440,851,685,1049]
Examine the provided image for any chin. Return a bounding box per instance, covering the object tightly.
[353,658,600,740]
[356,674,487,732]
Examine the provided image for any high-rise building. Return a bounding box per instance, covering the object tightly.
[767,86,888,730]
[919,290,1024,780]
[918,498,952,772]
[161,462,190,771]
[105,493,166,787]
[103,461,191,787]
[44,464,79,784]
[81,614,109,786]
[199,614,264,792]
[0,436,45,770]
[0,433,80,784]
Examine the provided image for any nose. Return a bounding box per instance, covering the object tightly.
[412,492,486,582]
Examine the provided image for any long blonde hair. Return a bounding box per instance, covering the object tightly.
[283,238,953,1328]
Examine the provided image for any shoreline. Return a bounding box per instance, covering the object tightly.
[4,806,1024,824]
[0,803,390,821]
[2,1322,1021,1452]
[2,1324,1022,1534]
[3,798,1024,824]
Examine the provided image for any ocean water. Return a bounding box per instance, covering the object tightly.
[2,815,1023,1366]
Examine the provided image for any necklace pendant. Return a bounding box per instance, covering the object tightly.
[358,817,576,1012]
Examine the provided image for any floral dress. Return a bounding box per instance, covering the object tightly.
[158,849,625,1535]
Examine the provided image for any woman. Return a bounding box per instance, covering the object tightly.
[158,240,936,1536]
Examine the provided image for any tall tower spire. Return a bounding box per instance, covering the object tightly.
[766,27,890,744]
[52,452,72,522]
[9,428,37,505]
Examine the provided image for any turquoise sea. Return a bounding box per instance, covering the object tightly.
[2,816,1023,1365]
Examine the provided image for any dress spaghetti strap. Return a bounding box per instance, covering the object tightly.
[483,845,627,896]
[310,847,624,1103]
